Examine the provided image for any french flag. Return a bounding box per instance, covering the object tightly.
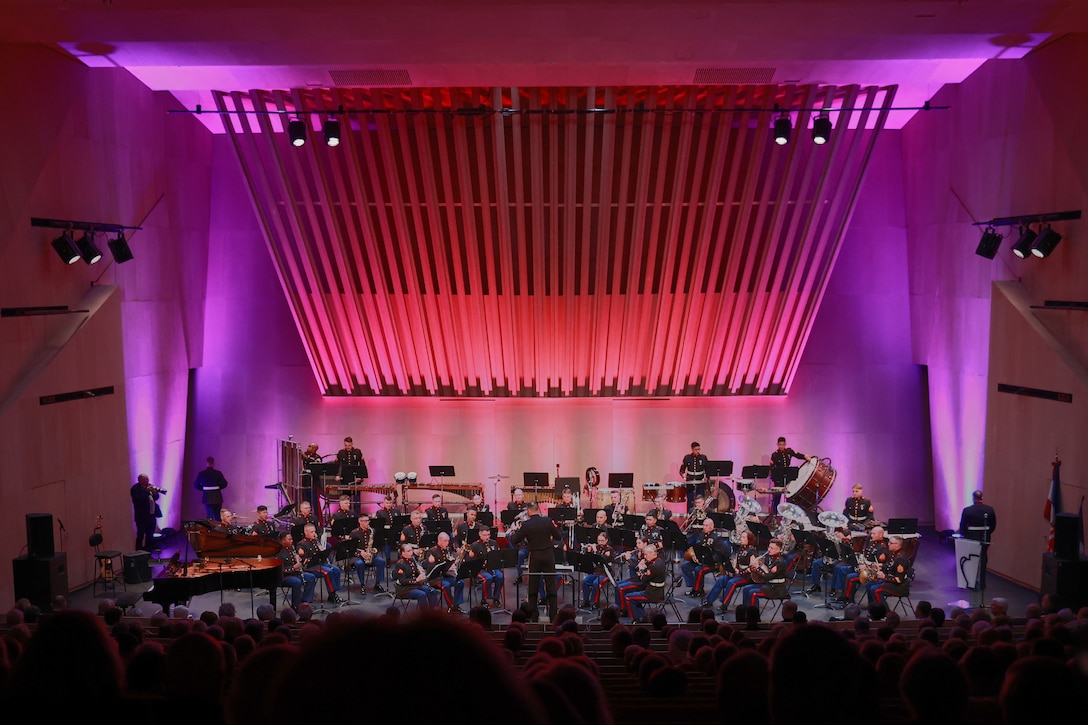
[1044,458,1061,552]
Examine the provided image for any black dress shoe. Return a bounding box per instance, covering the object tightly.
[328,593,344,603]
[373,583,387,593]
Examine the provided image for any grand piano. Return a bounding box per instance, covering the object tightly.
[143,525,283,609]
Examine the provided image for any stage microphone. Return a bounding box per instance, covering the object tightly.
[58,518,66,532]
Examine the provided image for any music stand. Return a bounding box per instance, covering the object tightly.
[748,521,772,550]
[330,518,355,538]
[392,514,412,530]
[333,539,364,605]
[582,508,602,524]
[456,556,486,605]
[660,520,685,554]
[741,465,770,479]
[711,512,735,531]
[460,527,483,546]
[575,527,599,547]
[622,513,644,531]
[522,472,549,489]
[492,547,518,613]
[418,532,438,550]
[785,466,799,482]
[340,463,369,482]
[477,511,495,527]
[499,510,519,528]
[707,461,733,477]
[289,523,307,543]
[429,465,456,478]
[607,472,634,489]
[887,518,919,536]
[424,518,453,536]
[549,506,577,524]
[555,476,579,494]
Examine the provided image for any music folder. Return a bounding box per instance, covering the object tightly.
[429,465,456,478]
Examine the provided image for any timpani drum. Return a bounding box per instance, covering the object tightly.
[642,482,663,502]
[665,481,688,503]
[785,458,837,510]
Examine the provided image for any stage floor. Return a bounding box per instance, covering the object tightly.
[65,527,1039,623]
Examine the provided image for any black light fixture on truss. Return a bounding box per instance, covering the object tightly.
[812,111,832,145]
[1010,225,1037,259]
[973,209,1079,261]
[108,231,135,264]
[288,118,307,147]
[51,230,80,265]
[75,230,103,265]
[773,113,792,146]
[322,117,341,147]
[974,227,1003,259]
[1030,225,1062,258]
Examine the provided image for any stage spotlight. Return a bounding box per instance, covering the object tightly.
[51,231,80,264]
[975,227,1002,259]
[1011,225,1037,259]
[1030,225,1062,258]
[288,118,306,147]
[108,232,134,264]
[323,118,341,147]
[773,114,792,145]
[812,112,832,145]
[75,230,102,265]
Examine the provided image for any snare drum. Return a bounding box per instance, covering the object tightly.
[665,481,687,503]
[785,458,837,510]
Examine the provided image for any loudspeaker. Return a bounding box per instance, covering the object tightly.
[1054,513,1080,560]
[13,553,68,610]
[1040,553,1088,610]
[123,551,152,584]
[26,513,54,558]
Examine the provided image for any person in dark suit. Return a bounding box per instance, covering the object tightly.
[508,501,561,621]
[193,456,228,519]
[959,490,997,589]
[130,474,162,551]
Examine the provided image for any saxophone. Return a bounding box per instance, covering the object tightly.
[357,529,376,565]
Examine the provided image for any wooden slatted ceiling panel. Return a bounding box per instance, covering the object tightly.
[216,85,894,396]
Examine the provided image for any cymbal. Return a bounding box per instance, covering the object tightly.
[818,511,849,528]
[487,474,510,480]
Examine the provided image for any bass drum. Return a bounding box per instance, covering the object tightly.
[785,458,836,510]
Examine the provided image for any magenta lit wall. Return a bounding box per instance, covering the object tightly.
[186,131,931,523]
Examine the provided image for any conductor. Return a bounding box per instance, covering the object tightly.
[508,501,562,622]
[958,490,997,590]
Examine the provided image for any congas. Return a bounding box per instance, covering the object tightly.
[665,481,687,503]
[786,458,836,510]
[642,482,663,502]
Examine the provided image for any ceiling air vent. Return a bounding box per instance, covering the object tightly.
[329,69,413,87]
[693,67,775,84]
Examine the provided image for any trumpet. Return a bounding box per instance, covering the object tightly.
[149,485,168,494]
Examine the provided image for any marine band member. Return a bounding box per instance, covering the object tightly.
[620,544,667,621]
[213,509,247,536]
[639,513,664,549]
[843,484,875,531]
[454,508,482,547]
[393,543,440,608]
[291,500,322,537]
[470,493,491,513]
[588,510,612,530]
[770,437,810,511]
[864,536,913,604]
[277,532,315,610]
[348,513,387,593]
[251,505,279,538]
[647,493,673,522]
[298,523,343,603]
[425,531,465,613]
[682,517,729,598]
[508,501,562,622]
[679,441,709,511]
[741,538,789,608]
[705,530,758,610]
[425,494,450,524]
[469,526,503,606]
[579,530,615,609]
[400,510,426,547]
[602,490,627,523]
